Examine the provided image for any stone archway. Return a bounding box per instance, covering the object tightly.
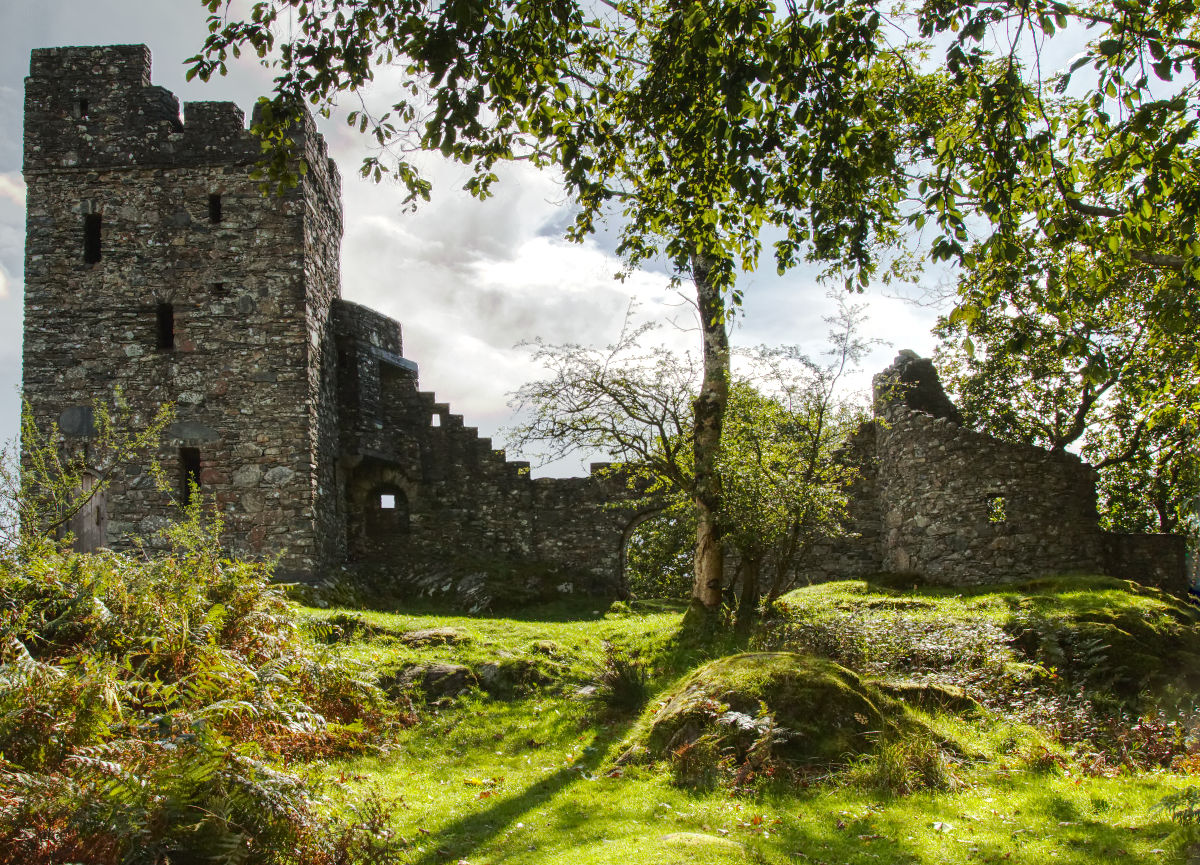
[618,507,671,598]
[345,461,419,561]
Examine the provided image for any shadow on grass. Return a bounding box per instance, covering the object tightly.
[757,780,1177,865]
[404,718,636,865]
[326,594,691,624]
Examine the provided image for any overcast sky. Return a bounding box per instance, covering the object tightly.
[0,0,951,476]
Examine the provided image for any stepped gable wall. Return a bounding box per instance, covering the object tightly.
[874,399,1106,584]
[862,351,1178,590]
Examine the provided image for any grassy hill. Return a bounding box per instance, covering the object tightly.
[299,576,1200,864]
[5,545,1200,864]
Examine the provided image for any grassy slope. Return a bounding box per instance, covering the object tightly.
[305,579,1200,865]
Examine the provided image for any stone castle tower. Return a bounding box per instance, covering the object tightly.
[22,44,634,588]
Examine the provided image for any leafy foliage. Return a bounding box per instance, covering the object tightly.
[0,502,397,861]
[0,397,173,553]
[936,238,1199,534]
[623,512,694,600]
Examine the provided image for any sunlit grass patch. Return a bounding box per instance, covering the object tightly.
[298,576,1200,864]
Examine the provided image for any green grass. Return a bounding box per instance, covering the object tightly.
[762,576,1200,700]
[299,577,1200,864]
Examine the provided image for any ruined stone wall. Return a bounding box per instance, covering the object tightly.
[874,403,1106,585]
[531,468,643,595]
[22,45,336,576]
[342,385,640,591]
[795,421,884,584]
[333,326,639,593]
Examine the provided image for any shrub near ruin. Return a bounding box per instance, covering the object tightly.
[0,515,400,864]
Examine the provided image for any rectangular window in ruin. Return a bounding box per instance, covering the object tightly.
[83,213,101,263]
[380,493,396,509]
[156,303,175,351]
[77,98,89,118]
[212,282,226,295]
[431,414,441,427]
[208,194,222,224]
[180,447,201,505]
[987,495,1007,524]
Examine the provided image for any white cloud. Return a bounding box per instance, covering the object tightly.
[0,174,24,207]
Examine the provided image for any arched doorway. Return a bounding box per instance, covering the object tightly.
[345,461,418,561]
[620,508,686,599]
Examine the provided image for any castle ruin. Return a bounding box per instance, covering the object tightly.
[21,44,636,593]
[799,351,1185,591]
[20,45,1186,596]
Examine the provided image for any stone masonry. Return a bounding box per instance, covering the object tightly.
[21,44,639,593]
[21,45,1184,596]
[802,351,1185,591]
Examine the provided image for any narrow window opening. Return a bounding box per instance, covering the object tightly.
[431,414,441,427]
[212,281,226,295]
[78,98,89,118]
[987,495,1007,525]
[156,303,175,351]
[364,486,409,543]
[83,213,101,263]
[180,447,201,506]
[208,194,222,224]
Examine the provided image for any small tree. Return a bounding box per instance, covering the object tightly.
[509,300,871,626]
[1,396,173,556]
[721,325,871,627]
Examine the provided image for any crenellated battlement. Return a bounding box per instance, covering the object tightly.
[23,45,341,220]
[29,43,152,87]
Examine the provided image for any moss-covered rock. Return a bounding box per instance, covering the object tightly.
[872,679,981,715]
[398,627,470,647]
[475,656,563,696]
[627,652,919,770]
[1003,582,1200,697]
[381,662,478,699]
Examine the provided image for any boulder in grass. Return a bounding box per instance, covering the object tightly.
[383,663,477,699]
[475,657,561,697]
[398,627,470,647]
[625,652,922,770]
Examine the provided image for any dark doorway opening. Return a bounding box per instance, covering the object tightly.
[180,447,201,505]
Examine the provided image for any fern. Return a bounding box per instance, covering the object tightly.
[0,517,401,863]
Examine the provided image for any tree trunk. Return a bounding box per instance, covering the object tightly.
[690,253,730,612]
[735,555,761,633]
